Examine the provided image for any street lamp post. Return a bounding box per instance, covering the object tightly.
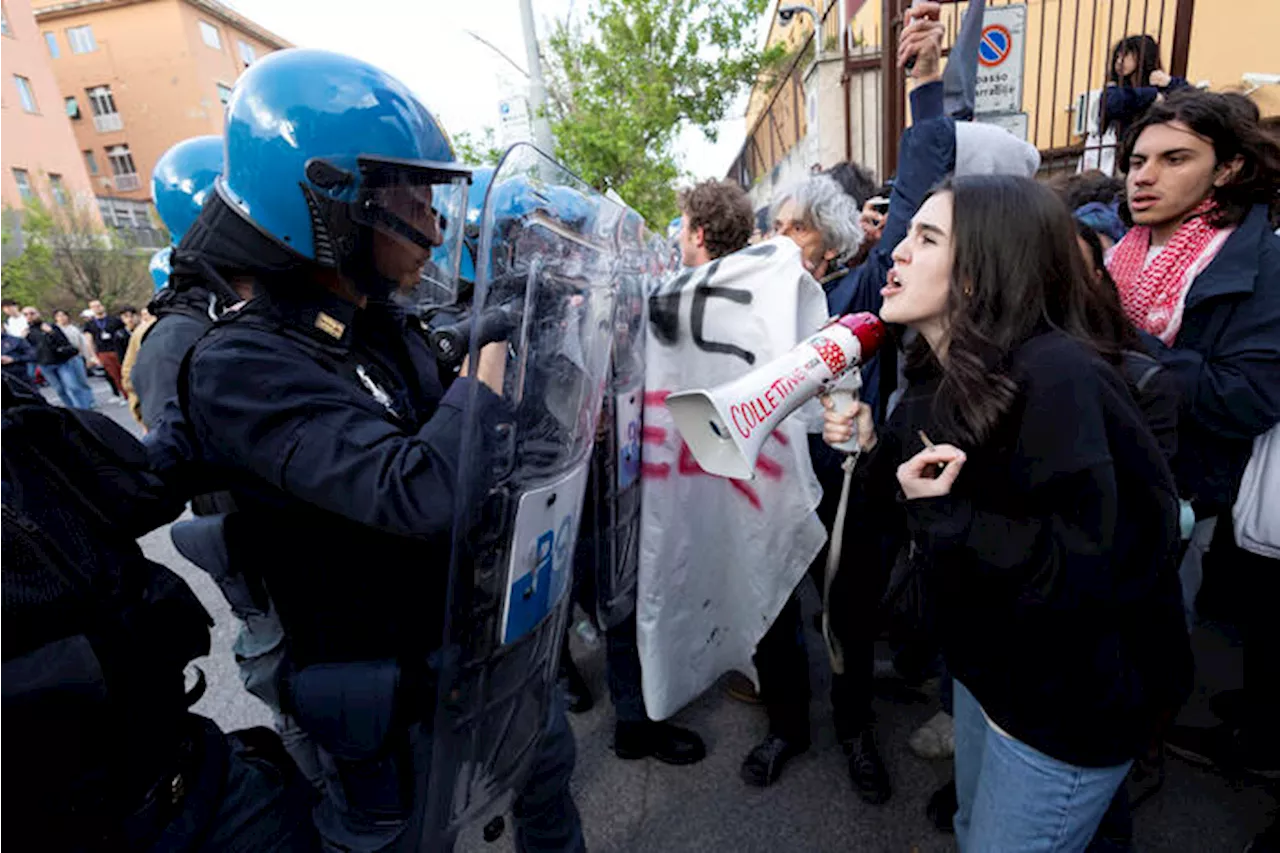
[518,0,556,153]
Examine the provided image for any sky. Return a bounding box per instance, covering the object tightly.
[224,0,770,182]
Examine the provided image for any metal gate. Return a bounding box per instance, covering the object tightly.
[879,0,1196,176]
[727,0,1197,188]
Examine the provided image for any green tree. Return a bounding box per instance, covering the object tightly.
[544,0,781,225]
[1,193,152,313]
[453,127,506,166]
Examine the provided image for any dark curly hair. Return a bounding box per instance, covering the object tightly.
[1119,89,1280,230]
[823,161,878,208]
[678,180,753,260]
[1049,169,1125,210]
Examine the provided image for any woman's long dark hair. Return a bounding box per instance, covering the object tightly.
[907,176,1103,446]
[1074,220,1142,352]
[1108,35,1162,87]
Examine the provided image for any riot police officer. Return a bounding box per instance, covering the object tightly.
[176,49,583,852]
[133,135,248,436]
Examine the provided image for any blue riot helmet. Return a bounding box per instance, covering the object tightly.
[149,246,172,290]
[431,165,494,289]
[216,49,471,299]
[542,185,592,232]
[151,135,223,248]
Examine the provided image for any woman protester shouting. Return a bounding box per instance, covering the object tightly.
[821,175,1192,851]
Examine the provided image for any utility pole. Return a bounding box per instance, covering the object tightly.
[518,0,556,153]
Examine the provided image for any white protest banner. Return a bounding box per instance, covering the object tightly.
[638,236,829,720]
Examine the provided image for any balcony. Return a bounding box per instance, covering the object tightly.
[93,113,123,133]
[110,224,166,249]
[112,173,141,192]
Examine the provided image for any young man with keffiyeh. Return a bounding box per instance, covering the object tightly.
[1108,89,1280,792]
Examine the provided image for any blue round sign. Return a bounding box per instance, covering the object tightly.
[978,24,1012,67]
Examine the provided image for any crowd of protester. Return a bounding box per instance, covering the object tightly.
[604,10,1278,849]
[1,297,141,410]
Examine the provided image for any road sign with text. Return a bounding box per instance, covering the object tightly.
[974,4,1027,117]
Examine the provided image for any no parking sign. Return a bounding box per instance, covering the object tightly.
[974,4,1027,117]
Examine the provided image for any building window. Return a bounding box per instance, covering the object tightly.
[97,196,162,246]
[44,31,60,57]
[87,85,122,132]
[216,83,233,105]
[199,20,221,49]
[66,96,81,119]
[66,24,96,54]
[49,174,69,206]
[238,40,256,65]
[107,145,139,191]
[83,150,99,175]
[12,169,33,203]
[13,75,38,113]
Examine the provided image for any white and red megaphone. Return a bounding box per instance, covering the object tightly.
[666,313,887,479]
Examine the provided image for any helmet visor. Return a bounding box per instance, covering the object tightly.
[351,157,470,307]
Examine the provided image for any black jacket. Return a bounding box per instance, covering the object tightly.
[183,285,505,667]
[840,331,1191,767]
[134,282,223,433]
[27,323,77,366]
[1139,204,1280,510]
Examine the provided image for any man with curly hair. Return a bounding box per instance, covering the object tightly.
[677,179,754,267]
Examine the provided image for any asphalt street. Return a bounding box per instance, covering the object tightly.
[68,373,1273,852]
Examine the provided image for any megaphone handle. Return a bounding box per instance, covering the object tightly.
[827,387,860,454]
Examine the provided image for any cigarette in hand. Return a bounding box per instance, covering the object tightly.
[918,430,948,479]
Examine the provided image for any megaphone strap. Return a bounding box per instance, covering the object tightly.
[822,451,860,675]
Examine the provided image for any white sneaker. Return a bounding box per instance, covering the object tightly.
[908,710,955,760]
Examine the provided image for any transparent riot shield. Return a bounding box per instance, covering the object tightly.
[421,144,626,844]
[577,210,665,630]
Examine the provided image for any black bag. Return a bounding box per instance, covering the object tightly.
[2,373,212,846]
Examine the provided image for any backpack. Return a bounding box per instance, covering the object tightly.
[2,373,213,844]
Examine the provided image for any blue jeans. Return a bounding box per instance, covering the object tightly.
[44,357,96,409]
[953,680,1131,853]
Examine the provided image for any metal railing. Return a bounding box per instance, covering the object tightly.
[112,173,141,192]
[93,112,123,133]
[879,0,1194,177]
[729,0,1196,188]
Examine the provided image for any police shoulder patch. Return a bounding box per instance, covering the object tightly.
[314,311,346,339]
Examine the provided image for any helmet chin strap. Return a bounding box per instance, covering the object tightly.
[341,226,400,301]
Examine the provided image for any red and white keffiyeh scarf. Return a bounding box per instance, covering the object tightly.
[1106,198,1234,345]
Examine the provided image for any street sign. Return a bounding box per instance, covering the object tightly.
[977,111,1029,141]
[978,24,1012,67]
[974,4,1026,117]
[498,95,533,147]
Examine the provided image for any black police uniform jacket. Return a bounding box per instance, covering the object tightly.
[183,285,505,670]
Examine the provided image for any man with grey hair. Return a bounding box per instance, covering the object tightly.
[771,174,865,284]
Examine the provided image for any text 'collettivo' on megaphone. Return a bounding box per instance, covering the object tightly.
[666,313,887,480]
